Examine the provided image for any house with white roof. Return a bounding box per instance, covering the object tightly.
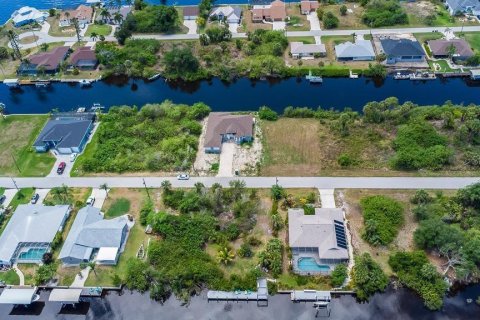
[288,207,349,274]
[290,42,326,59]
[335,39,375,61]
[445,0,480,17]
[11,6,48,27]
[209,6,242,23]
[59,206,130,266]
[0,204,70,267]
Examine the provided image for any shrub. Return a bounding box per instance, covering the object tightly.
[362,0,408,27]
[238,242,253,258]
[258,238,283,277]
[351,253,388,300]
[331,263,348,287]
[337,153,355,167]
[323,12,339,29]
[360,195,404,246]
[258,106,278,120]
[340,5,347,16]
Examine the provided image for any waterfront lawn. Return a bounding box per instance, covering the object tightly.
[286,5,310,31]
[428,59,453,72]
[0,115,56,177]
[0,269,20,285]
[461,32,480,52]
[85,24,112,37]
[17,263,37,285]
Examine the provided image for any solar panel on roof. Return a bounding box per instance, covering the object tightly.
[334,220,348,250]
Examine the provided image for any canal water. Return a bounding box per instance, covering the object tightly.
[0,284,479,319]
[1,77,480,114]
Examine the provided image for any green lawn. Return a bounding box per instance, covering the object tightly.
[428,59,454,72]
[288,37,316,44]
[0,269,20,285]
[414,32,444,45]
[85,24,113,37]
[0,116,56,177]
[105,198,131,218]
[8,188,34,210]
[461,32,480,52]
[71,131,99,177]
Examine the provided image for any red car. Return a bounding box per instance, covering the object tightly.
[57,162,66,174]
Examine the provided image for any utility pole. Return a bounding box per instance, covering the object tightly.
[10,177,19,190]
[142,178,151,201]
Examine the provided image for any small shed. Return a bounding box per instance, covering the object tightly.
[0,287,39,305]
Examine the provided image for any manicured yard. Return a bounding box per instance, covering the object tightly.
[428,59,453,72]
[17,263,37,285]
[414,32,444,45]
[288,36,316,44]
[461,32,480,52]
[85,24,112,37]
[0,116,56,177]
[0,269,20,285]
[106,198,131,218]
[8,188,35,210]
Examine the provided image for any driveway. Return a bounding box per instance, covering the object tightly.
[307,12,321,31]
[183,20,197,35]
[1,189,18,208]
[90,188,108,210]
[35,188,50,204]
[319,189,336,208]
[48,153,72,177]
[272,21,286,31]
[228,22,239,34]
[217,143,235,177]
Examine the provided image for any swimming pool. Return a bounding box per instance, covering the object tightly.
[18,248,47,261]
[297,257,331,273]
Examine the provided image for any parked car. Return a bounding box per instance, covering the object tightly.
[0,195,6,205]
[86,197,95,206]
[31,193,39,204]
[177,174,190,180]
[57,162,66,174]
[70,153,78,162]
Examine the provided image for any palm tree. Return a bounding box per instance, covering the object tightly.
[40,43,49,52]
[113,12,124,25]
[124,59,133,78]
[161,180,172,193]
[352,32,356,42]
[100,183,109,198]
[51,187,63,202]
[446,43,457,60]
[7,30,21,59]
[72,17,82,42]
[217,247,235,265]
[100,8,111,23]
[88,261,97,277]
[90,32,98,41]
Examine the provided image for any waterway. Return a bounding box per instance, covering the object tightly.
[0,284,479,319]
[1,76,480,114]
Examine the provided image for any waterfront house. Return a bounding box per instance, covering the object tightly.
[183,6,200,20]
[59,5,93,27]
[0,205,70,268]
[427,39,474,61]
[209,6,242,23]
[300,0,320,15]
[59,206,130,266]
[288,207,349,274]
[445,0,480,17]
[335,39,375,61]
[290,42,326,59]
[69,46,98,70]
[11,6,48,27]
[17,46,70,75]
[379,38,426,64]
[33,113,95,154]
[95,5,132,24]
[204,112,254,153]
[252,0,287,22]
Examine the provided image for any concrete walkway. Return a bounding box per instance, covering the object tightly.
[12,264,25,286]
[71,266,91,287]
[183,20,197,35]
[319,189,336,208]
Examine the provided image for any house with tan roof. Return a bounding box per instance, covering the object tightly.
[59,5,93,27]
[289,207,349,274]
[204,112,254,153]
[300,0,319,15]
[18,46,70,75]
[69,46,98,70]
[252,0,287,23]
[427,39,474,61]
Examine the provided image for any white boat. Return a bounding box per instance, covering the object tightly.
[393,72,411,80]
[3,79,19,88]
[77,107,86,113]
[349,70,359,79]
[306,71,323,83]
[79,79,92,87]
[34,81,50,88]
[91,103,104,112]
[410,72,436,80]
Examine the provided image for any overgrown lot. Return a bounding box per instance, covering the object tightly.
[73,101,210,175]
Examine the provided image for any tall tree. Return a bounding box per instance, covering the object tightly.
[72,18,82,42]
[7,30,21,60]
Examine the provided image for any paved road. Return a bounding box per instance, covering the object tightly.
[0,176,479,189]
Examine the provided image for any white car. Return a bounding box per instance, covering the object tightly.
[86,197,95,206]
[177,174,190,180]
[70,153,78,162]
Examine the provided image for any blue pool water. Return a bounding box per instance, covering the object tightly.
[297,257,331,272]
[18,248,47,260]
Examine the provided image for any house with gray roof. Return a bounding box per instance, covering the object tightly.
[288,208,349,275]
[95,5,132,24]
[290,42,326,59]
[0,204,70,267]
[335,39,375,61]
[445,0,480,17]
[33,113,95,154]
[379,38,426,64]
[209,6,242,23]
[427,39,474,61]
[204,112,254,153]
[59,206,130,266]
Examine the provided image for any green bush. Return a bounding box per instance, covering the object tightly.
[351,253,388,300]
[330,263,348,287]
[258,238,283,277]
[337,153,355,167]
[258,106,278,121]
[360,195,404,246]
[362,0,408,27]
[323,12,339,29]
